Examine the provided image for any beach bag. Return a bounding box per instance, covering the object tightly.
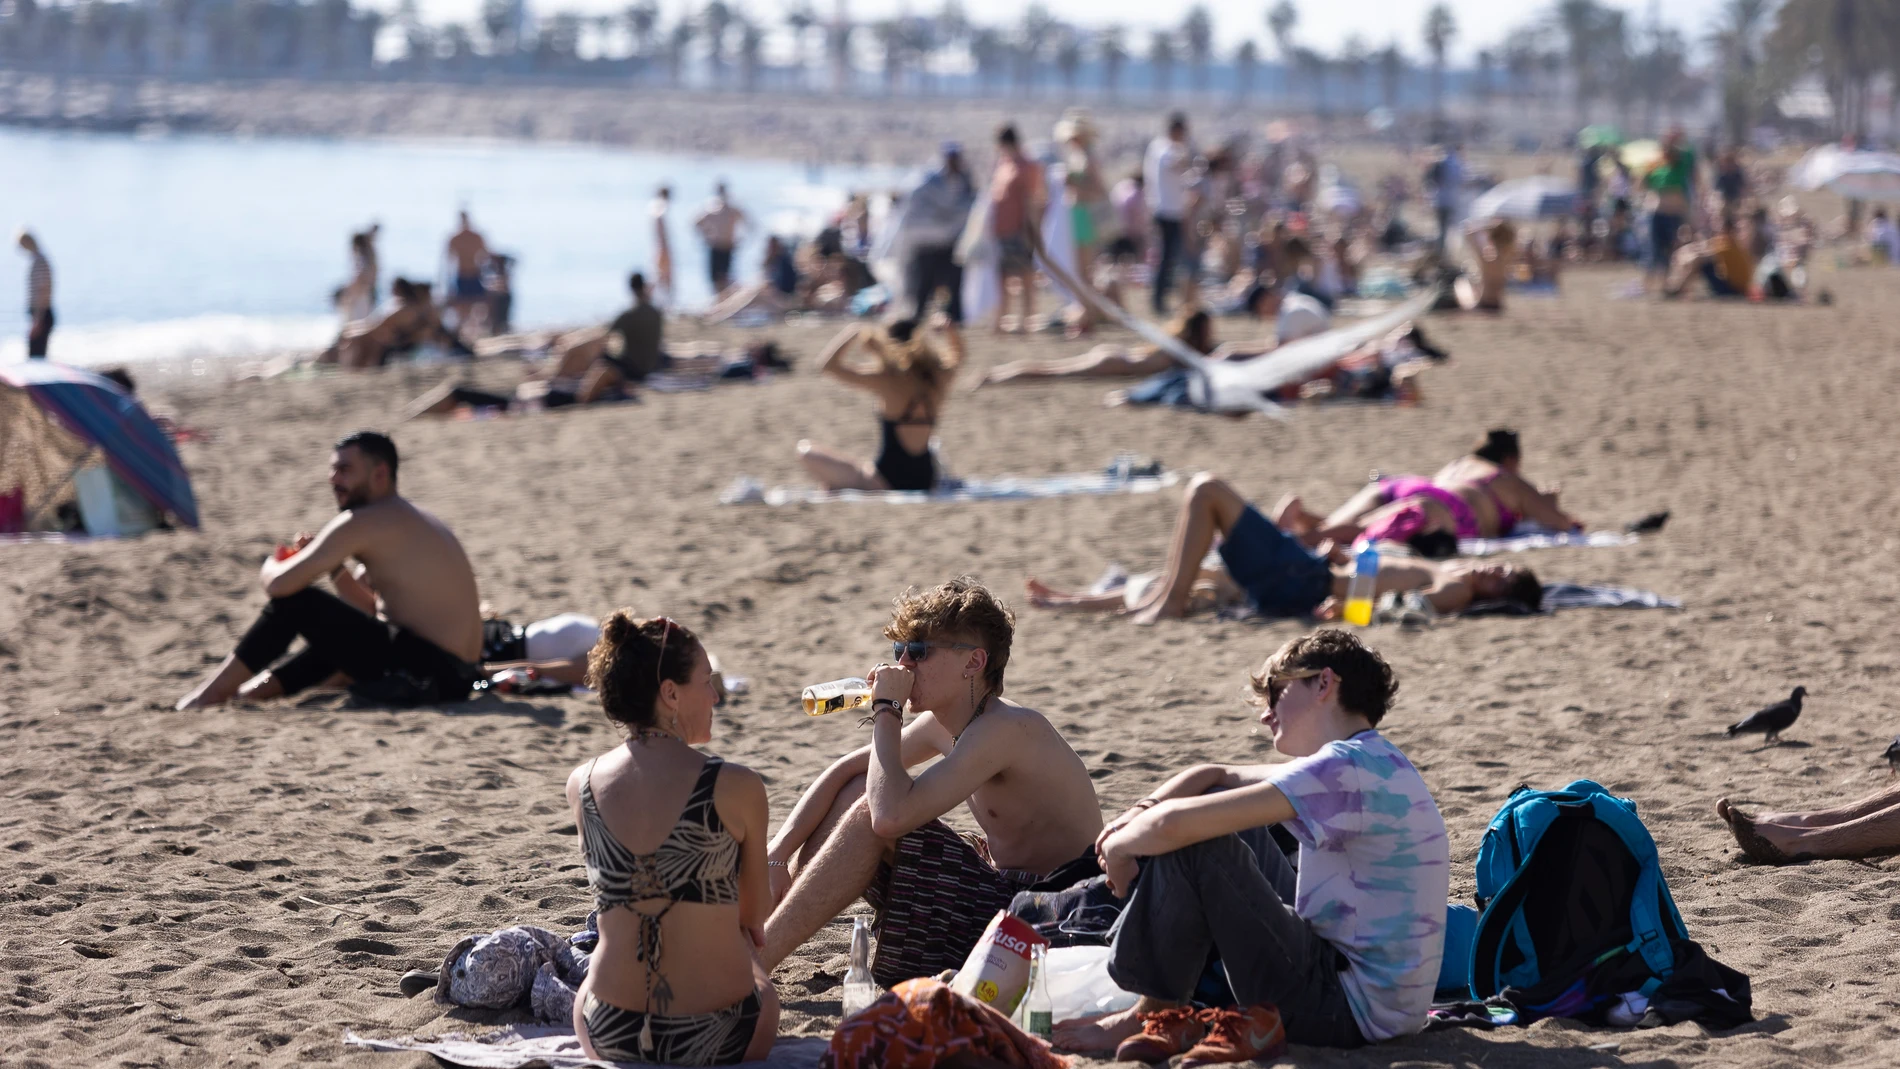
[1468,780,1688,1004]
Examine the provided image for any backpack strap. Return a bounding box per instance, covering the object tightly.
[1585,795,1681,978]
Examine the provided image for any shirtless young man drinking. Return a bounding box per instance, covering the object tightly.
[760,578,1104,987]
[174,432,484,710]
[1025,472,1543,624]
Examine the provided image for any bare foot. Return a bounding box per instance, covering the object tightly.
[1023,578,1126,614]
[1023,577,1062,607]
[1717,798,1798,864]
[1053,1007,1143,1054]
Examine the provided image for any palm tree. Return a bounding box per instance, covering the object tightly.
[1422,2,1455,123]
[1234,39,1259,104]
[700,0,734,84]
[1553,0,1607,126]
[1055,26,1084,97]
[1295,46,1328,120]
[738,17,764,90]
[969,25,1005,96]
[1266,0,1297,102]
[1708,0,1772,145]
[1473,48,1495,119]
[824,13,853,94]
[1339,33,1368,114]
[873,17,905,90]
[1148,28,1176,100]
[1015,4,1054,97]
[666,17,696,87]
[1181,5,1212,94]
[1098,24,1127,100]
[783,1,816,89]
[1376,42,1404,112]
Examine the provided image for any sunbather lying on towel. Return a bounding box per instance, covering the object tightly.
[1024,472,1544,625]
[174,431,484,709]
[1716,783,1900,865]
[1271,429,1580,556]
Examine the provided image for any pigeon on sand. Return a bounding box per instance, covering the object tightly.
[1884,737,1900,777]
[1726,686,1805,744]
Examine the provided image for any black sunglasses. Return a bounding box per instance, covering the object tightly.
[893,640,979,663]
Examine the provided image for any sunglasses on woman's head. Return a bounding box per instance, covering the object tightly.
[652,617,680,686]
[892,640,979,663]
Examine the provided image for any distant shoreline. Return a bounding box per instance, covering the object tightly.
[0,73,1228,169]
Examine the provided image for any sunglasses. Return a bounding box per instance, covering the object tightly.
[653,616,681,687]
[1263,668,1322,710]
[892,640,978,663]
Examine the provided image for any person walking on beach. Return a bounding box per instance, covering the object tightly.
[987,124,1044,333]
[695,183,747,296]
[339,225,380,323]
[446,211,493,332]
[903,142,976,324]
[1430,142,1464,259]
[758,578,1104,988]
[652,186,676,308]
[18,230,53,359]
[1054,630,1447,1058]
[1145,113,1191,315]
[174,431,484,711]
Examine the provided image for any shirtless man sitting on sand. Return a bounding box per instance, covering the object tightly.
[1025,473,1543,625]
[175,431,484,710]
[760,578,1104,988]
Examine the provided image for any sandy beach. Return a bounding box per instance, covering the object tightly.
[6,252,1900,1069]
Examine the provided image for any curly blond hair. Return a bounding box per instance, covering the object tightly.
[884,576,1015,697]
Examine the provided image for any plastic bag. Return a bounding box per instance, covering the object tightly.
[1045,945,1139,1022]
[950,910,1047,1016]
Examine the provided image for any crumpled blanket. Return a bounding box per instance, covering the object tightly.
[820,979,1069,1069]
[438,918,597,1023]
[344,1025,828,1068]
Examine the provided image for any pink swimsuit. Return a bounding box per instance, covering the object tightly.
[1363,475,1519,544]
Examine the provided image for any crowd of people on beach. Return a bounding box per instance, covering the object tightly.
[24,103,1894,1068]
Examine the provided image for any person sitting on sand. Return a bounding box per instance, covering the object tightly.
[1024,472,1544,624]
[759,578,1104,988]
[797,318,963,493]
[174,432,484,710]
[1275,429,1580,555]
[702,236,804,325]
[1664,213,1755,300]
[1054,629,1447,1059]
[318,278,469,369]
[978,308,1217,387]
[1455,218,1516,312]
[567,613,778,1065]
[1716,785,1900,865]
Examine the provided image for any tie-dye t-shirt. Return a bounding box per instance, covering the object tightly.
[1269,730,1449,1041]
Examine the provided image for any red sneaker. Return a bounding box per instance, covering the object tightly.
[1113,1006,1207,1062]
[1179,1004,1287,1066]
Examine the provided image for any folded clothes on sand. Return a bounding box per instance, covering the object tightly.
[721,469,1179,507]
[344,1027,827,1069]
[1462,583,1683,617]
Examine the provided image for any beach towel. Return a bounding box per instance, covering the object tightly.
[821,979,1069,1069]
[344,1027,826,1069]
[1458,526,1639,556]
[1462,583,1682,617]
[720,468,1179,507]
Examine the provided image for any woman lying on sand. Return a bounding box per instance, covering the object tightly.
[1025,472,1543,625]
[1716,784,1900,865]
[798,318,963,492]
[1273,429,1580,556]
[977,309,1216,387]
[567,613,779,1065]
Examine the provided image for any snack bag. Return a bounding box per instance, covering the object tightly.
[949,910,1049,1016]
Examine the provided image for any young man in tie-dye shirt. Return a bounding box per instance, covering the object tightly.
[1055,630,1449,1064]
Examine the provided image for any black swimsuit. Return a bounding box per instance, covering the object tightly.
[874,395,938,492]
[579,755,758,1066]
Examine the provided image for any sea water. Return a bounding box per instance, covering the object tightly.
[0,128,909,365]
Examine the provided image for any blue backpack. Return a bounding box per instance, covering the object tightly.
[1465,780,1688,1003]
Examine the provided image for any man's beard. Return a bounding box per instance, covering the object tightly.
[336,487,369,511]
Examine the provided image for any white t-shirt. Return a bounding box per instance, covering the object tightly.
[1145,136,1190,220]
[1270,730,1450,1041]
[525,613,602,663]
[1276,292,1332,344]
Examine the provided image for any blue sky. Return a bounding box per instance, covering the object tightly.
[390,0,1732,65]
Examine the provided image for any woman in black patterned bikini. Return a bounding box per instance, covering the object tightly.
[565,613,778,1065]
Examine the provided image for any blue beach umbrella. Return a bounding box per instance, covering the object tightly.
[0,360,200,528]
[1468,176,1579,222]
